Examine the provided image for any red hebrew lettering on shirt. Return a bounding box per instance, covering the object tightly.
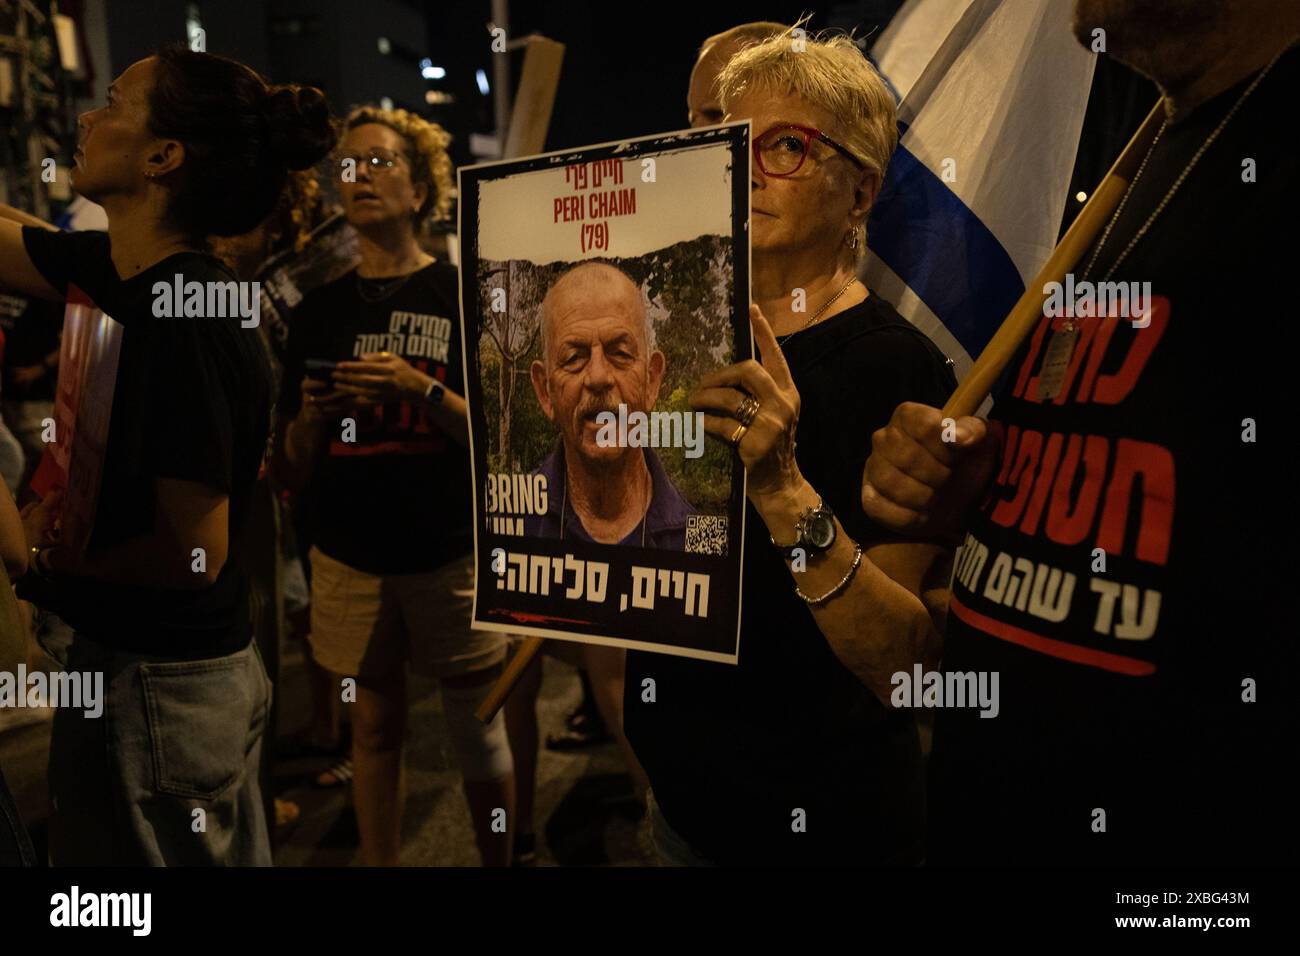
[952,295,1179,673]
[989,427,1040,528]
[1013,297,1169,405]
[1095,438,1175,566]
[984,427,1174,567]
[329,360,446,457]
[1087,299,1169,404]
[1042,434,1109,546]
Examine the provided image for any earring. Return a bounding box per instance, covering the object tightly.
[845,228,859,250]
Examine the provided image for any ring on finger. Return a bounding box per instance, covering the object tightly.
[735,393,760,428]
[729,422,749,446]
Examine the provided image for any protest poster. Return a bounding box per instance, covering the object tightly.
[29,284,123,555]
[255,210,361,365]
[458,122,751,662]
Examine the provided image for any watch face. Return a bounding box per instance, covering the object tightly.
[806,512,836,550]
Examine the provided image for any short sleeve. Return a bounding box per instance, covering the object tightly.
[433,263,465,392]
[806,325,956,546]
[21,227,115,301]
[139,320,236,493]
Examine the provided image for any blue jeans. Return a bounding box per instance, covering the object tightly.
[47,635,273,865]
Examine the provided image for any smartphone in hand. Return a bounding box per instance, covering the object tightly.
[304,359,338,380]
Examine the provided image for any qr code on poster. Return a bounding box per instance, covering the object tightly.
[686,515,728,556]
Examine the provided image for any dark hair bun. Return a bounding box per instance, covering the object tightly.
[147,43,339,239]
[262,85,335,171]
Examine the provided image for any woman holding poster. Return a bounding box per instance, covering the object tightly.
[623,28,960,865]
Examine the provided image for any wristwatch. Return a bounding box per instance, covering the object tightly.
[770,496,837,555]
[422,378,445,406]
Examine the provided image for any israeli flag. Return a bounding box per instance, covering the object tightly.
[864,0,1096,380]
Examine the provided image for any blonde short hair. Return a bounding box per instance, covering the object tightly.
[698,21,788,56]
[345,105,454,225]
[717,24,897,191]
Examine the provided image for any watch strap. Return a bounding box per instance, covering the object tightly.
[769,495,831,552]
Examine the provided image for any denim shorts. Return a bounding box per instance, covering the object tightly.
[47,634,273,866]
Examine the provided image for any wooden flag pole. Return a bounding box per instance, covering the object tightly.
[941,99,1166,419]
[476,635,544,723]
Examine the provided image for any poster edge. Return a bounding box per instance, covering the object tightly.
[468,617,738,665]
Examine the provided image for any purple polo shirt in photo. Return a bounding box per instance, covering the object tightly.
[523,442,696,550]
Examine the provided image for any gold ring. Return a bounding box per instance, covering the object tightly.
[736,394,760,428]
[729,422,749,446]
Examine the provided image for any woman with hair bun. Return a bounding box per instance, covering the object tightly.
[0,44,337,865]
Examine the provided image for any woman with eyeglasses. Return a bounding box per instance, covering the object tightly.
[623,26,958,866]
[273,106,513,866]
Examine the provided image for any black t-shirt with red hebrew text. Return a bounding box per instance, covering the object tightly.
[279,263,472,575]
[928,49,1299,865]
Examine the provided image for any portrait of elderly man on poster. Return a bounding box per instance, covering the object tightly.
[460,122,748,660]
[524,261,696,550]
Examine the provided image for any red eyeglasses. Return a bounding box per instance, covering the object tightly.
[753,124,866,177]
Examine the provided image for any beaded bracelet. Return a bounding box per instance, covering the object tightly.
[795,543,863,605]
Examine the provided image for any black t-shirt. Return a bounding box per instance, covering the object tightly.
[21,227,273,658]
[279,263,472,574]
[928,49,1299,866]
[0,292,61,401]
[624,294,957,865]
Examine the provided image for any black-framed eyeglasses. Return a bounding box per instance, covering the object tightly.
[340,146,406,175]
[753,124,866,177]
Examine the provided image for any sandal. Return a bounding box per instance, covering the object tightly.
[313,757,354,789]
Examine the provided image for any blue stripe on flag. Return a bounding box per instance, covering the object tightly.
[866,51,902,105]
[867,134,1025,358]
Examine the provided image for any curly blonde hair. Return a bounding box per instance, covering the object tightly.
[344,105,454,225]
[274,168,325,253]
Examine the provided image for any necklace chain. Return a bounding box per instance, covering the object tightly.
[1079,40,1291,290]
[1036,41,1292,402]
[356,256,435,303]
[777,276,857,345]
[357,270,415,303]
